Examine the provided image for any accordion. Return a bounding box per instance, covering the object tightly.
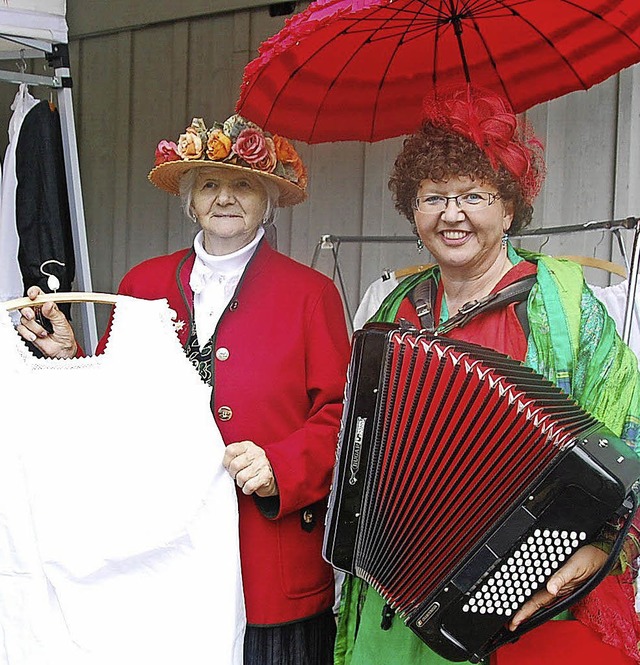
[324,323,640,662]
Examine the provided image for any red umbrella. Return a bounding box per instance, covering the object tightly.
[236,0,640,143]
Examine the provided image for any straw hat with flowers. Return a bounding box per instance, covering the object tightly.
[148,115,307,206]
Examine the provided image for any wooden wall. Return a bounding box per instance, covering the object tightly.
[0,2,638,335]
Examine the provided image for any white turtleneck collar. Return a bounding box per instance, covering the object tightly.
[189,227,265,295]
[189,227,264,348]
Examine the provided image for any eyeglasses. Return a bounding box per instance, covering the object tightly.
[413,192,501,214]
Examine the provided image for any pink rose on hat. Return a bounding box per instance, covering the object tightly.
[154,140,180,166]
[233,127,277,172]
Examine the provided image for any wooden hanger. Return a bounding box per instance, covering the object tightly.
[393,263,435,279]
[3,292,119,312]
[390,257,626,280]
[557,255,627,278]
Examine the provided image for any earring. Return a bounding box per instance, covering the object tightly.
[501,233,509,248]
[416,238,424,253]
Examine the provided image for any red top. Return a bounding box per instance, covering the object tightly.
[395,260,538,360]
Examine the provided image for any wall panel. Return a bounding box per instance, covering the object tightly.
[521,81,619,268]
[67,0,276,38]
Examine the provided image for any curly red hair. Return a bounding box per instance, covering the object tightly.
[389,87,546,235]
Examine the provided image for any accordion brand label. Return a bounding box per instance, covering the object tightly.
[349,416,367,485]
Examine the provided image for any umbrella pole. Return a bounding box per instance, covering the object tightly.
[453,17,471,83]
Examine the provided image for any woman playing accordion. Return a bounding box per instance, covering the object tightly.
[334,87,640,665]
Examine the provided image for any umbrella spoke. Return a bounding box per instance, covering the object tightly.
[494,1,592,90]
[432,0,445,87]
[465,10,515,108]
[368,1,434,138]
[308,11,411,139]
[343,0,521,42]
[485,0,640,94]
[248,20,373,130]
[554,0,640,50]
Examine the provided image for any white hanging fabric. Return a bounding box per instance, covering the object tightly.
[591,279,640,361]
[0,83,39,304]
[353,274,399,330]
[0,295,245,665]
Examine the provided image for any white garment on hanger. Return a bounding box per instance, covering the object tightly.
[353,274,399,330]
[0,296,245,665]
[0,84,39,305]
[591,280,640,362]
[590,280,640,612]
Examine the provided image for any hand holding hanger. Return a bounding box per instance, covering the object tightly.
[15,286,79,359]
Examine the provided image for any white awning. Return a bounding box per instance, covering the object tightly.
[0,1,67,51]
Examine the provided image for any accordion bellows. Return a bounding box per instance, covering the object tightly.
[324,323,640,662]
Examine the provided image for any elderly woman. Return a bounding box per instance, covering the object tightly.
[18,114,350,665]
[335,88,640,665]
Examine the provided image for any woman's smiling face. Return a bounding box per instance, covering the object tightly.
[413,175,514,278]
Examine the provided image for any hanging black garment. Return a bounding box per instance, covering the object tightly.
[15,100,75,319]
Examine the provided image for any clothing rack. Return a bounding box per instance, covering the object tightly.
[310,216,640,344]
[0,30,97,350]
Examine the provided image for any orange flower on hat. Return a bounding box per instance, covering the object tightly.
[206,128,232,161]
[177,126,204,160]
[273,135,297,163]
[274,135,307,188]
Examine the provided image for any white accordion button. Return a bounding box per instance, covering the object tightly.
[461,524,589,615]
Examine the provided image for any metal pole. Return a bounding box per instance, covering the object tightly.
[49,44,98,351]
[623,223,640,346]
[313,218,640,246]
[329,241,354,331]
[613,229,630,273]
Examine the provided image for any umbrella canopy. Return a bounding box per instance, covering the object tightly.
[236,0,640,143]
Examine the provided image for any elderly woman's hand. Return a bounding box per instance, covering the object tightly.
[508,543,609,631]
[16,286,78,359]
[223,440,278,497]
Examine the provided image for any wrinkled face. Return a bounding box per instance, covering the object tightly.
[190,166,268,255]
[413,175,514,277]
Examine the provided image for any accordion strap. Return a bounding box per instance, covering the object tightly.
[409,278,436,331]
[409,274,536,335]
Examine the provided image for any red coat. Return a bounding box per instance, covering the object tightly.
[97,240,350,625]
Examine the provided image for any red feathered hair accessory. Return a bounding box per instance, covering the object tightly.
[422,86,546,204]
